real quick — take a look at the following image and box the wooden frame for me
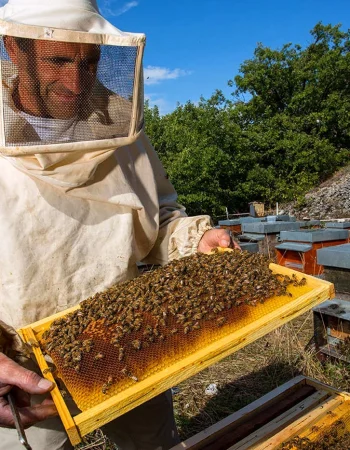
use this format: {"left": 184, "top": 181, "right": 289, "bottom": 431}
{"left": 18, "top": 264, "right": 334, "bottom": 445}
{"left": 171, "top": 376, "right": 350, "bottom": 450}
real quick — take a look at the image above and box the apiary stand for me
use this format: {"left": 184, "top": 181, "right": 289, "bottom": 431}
{"left": 170, "top": 376, "right": 350, "bottom": 450}
{"left": 18, "top": 264, "right": 334, "bottom": 445}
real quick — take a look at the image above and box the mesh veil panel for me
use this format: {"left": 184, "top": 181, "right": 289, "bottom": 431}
{"left": 0, "top": 36, "right": 139, "bottom": 147}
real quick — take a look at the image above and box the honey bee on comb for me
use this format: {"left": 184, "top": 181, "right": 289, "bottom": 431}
{"left": 40, "top": 249, "right": 308, "bottom": 411}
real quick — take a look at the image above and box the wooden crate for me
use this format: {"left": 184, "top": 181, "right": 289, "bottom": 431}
{"left": 170, "top": 376, "right": 350, "bottom": 450}
{"left": 276, "top": 239, "right": 349, "bottom": 276}
{"left": 18, "top": 264, "right": 334, "bottom": 445}
{"left": 313, "top": 298, "right": 350, "bottom": 363}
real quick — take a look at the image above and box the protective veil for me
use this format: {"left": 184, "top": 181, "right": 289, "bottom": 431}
{"left": 0, "top": 0, "right": 145, "bottom": 187}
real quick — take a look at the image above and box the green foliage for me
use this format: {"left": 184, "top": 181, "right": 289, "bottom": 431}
{"left": 145, "top": 23, "right": 350, "bottom": 218}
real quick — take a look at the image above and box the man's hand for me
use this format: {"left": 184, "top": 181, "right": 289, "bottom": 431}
{"left": 197, "top": 228, "right": 241, "bottom": 254}
{"left": 0, "top": 353, "right": 57, "bottom": 428}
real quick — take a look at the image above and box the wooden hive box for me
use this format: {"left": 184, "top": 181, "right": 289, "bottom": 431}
{"left": 18, "top": 264, "right": 334, "bottom": 445}
{"left": 313, "top": 298, "right": 350, "bottom": 363}
{"left": 171, "top": 376, "right": 350, "bottom": 450}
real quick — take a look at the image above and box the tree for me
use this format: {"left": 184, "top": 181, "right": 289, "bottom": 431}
{"left": 145, "top": 23, "right": 350, "bottom": 217}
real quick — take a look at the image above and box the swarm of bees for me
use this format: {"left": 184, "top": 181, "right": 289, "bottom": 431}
{"left": 40, "top": 249, "right": 307, "bottom": 409}
{"left": 280, "top": 420, "right": 350, "bottom": 449}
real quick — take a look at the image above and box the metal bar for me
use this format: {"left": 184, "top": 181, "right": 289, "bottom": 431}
{"left": 6, "top": 392, "right": 32, "bottom": 450}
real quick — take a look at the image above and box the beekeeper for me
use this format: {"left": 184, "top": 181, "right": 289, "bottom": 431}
{"left": 0, "top": 1, "right": 235, "bottom": 449}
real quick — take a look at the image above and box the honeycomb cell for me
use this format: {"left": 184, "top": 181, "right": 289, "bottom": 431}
{"left": 40, "top": 250, "right": 310, "bottom": 411}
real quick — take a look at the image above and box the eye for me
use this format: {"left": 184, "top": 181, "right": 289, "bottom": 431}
{"left": 43, "top": 57, "right": 72, "bottom": 66}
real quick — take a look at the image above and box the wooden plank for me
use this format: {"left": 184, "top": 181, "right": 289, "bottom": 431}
{"left": 250, "top": 395, "right": 344, "bottom": 450}
{"left": 20, "top": 327, "right": 82, "bottom": 446}
{"left": 296, "top": 401, "right": 350, "bottom": 443}
{"left": 227, "top": 390, "right": 333, "bottom": 450}
{"left": 318, "top": 345, "right": 350, "bottom": 364}
{"left": 170, "top": 376, "right": 309, "bottom": 450}
{"left": 19, "top": 265, "right": 335, "bottom": 442}
{"left": 303, "top": 376, "right": 350, "bottom": 398}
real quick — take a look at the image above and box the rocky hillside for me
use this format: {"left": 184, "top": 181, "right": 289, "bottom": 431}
{"left": 281, "top": 165, "right": 350, "bottom": 220}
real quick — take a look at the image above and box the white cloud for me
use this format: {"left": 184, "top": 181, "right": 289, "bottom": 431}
{"left": 145, "top": 93, "right": 174, "bottom": 116}
{"left": 144, "top": 65, "right": 192, "bottom": 85}
{"left": 101, "top": 1, "right": 138, "bottom": 17}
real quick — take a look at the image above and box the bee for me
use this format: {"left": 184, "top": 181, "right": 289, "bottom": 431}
{"left": 217, "top": 317, "right": 226, "bottom": 327}
{"left": 28, "top": 338, "right": 40, "bottom": 348}
{"left": 121, "top": 367, "right": 138, "bottom": 382}
{"left": 118, "top": 347, "right": 125, "bottom": 362}
{"left": 192, "top": 312, "right": 202, "bottom": 321}
{"left": 101, "top": 383, "right": 109, "bottom": 394}
{"left": 131, "top": 339, "right": 142, "bottom": 351}
{"left": 94, "top": 352, "right": 104, "bottom": 361}
{"left": 43, "top": 366, "right": 55, "bottom": 375}
{"left": 176, "top": 314, "right": 186, "bottom": 323}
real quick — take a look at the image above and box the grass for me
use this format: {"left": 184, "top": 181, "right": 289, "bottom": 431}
{"left": 74, "top": 310, "right": 350, "bottom": 448}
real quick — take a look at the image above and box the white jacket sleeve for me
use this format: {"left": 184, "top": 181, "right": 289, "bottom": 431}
{"left": 141, "top": 133, "right": 213, "bottom": 265}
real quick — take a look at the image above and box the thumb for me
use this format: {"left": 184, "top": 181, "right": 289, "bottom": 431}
{"left": 0, "top": 353, "right": 54, "bottom": 395}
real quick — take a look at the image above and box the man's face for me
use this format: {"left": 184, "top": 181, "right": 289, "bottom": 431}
{"left": 6, "top": 39, "right": 100, "bottom": 119}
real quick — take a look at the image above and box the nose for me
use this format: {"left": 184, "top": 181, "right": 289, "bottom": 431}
{"left": 62, "top": 66, "right": 84, "bottom": 95}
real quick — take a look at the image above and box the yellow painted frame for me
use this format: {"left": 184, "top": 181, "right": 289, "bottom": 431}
{"left": 18, "top": 264, "right": 335, "bottom": 445}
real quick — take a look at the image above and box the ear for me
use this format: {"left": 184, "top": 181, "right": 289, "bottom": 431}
{"left": 3, "top": 36, "right": 20, "bottom": 64}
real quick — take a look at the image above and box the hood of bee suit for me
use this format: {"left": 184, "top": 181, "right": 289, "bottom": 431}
{"left": 0, "top": 0, "right": 141, "bottom": 36}
{"left": 0, "top": 0, "right": 146, "bottom": 190}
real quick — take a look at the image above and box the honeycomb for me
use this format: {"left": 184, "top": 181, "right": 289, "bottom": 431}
{"left": 40, "top": 250, "right": 310, "bottom": 411}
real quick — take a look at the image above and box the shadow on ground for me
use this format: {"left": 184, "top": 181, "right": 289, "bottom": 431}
{"left": 176, "top": 360, "right": 301, "bottom": 440}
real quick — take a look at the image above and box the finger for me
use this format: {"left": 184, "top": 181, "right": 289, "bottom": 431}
{"left": 12, "top": 387, "right": 31, "bottom": 408}
{"left": 0, "top": 384, "right": 12, "bottom": 396}
{"left": 216, "top": 229, "right": 231, "bottom": 248}
{"left": 20, "top": 403, "right": 58, "bottom": 428}
{"left": 0, "top": 353, "right": 54, "bottom": 395}
{"left": 232, "top": 240, "right": 241, "bottom": 250}
{"left": 41, "top": 398, "right": 55, "bottom": 407}
{"left": 0, "top": 401, "right": 58, "bottom": 428}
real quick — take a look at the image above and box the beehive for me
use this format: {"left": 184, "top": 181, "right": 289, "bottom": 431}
{"left": 171, "top": 376, "right": 350, "bottom": 450}
{"left": 19, "top": 250, "right": 334, "bottom": 445}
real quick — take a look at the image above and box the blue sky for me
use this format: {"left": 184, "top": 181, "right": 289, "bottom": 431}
{"left": 101, "top": 0, "right": 350, "bottom": 114}
{"left": 1, "top": 0, "right": 348, "bottom": 115}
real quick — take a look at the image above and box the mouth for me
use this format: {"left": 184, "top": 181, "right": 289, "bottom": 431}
{"left": 52, "top": 91, "right": 81, "bottom": 105}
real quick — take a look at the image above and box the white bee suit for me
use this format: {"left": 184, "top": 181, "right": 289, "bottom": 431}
{"left": 0, "top": 1, "right": 212, "bottom": 449}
